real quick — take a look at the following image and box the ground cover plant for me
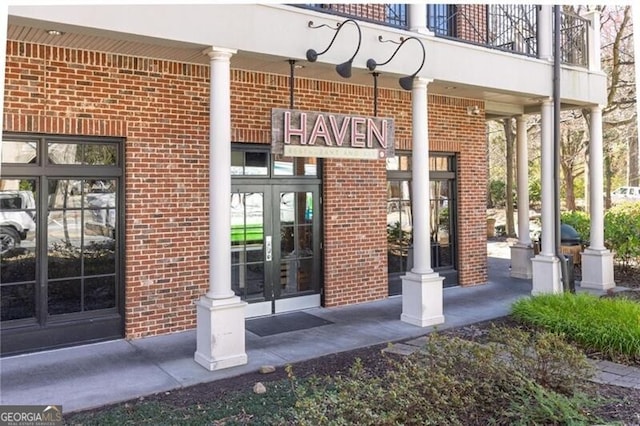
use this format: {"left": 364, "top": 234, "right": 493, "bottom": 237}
{"left": 286, "top": 328, "right": 599, "bottom": 425}
{"left": 512, "top": 292, "right": 640, "bottom": 363}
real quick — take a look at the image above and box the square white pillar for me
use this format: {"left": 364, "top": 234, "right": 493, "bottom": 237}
{"left": 401, "top": 271, "right": 445, "bottom": 327}
{"left": 580, "top": 248, "right": 615, "bottom": 291}
{"left": 510, "top": 244, "right": 534, "bottom": 279}
{"left": 194, "top": 296, "right": 247, "bottom": 371}
{"left": 531, "top": 255, "right": 562, "bottom": 294}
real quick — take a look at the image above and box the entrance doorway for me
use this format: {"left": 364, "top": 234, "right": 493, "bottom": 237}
{"left": 231, "top": 184, "right": 321, "bottom": 317}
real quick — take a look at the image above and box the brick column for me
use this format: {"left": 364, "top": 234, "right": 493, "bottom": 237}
{"left": 401, "top": 77, "right": 445, "bottom": 327}
{"left": 195, "top": 47, "right": 247, "bottom": 371}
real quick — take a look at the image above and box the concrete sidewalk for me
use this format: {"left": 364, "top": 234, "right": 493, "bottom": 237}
{"left": 3, "top": 248, "right": 630, "bottom": 415}
{"left": 0, "top": 254, "right": 530, "bottom": 413}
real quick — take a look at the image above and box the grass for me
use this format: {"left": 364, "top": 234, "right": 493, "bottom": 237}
{"left": 512, "top": 292, "right": 640, "bottom": 359}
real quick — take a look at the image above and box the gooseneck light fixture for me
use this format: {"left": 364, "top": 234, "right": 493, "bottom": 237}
{"left": 366, "top": 36, "right": 426, "bottom": 91}
{"left": 306, "top": 19, "right": 362, "bottom": 79}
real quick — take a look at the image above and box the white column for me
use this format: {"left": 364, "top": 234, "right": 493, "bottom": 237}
{"left": 195, "top": 47, "right": 247, "bottom": 371}
{"left": 531, "top": 99, "right": 562, "bottom": 293}
{"left": 537, "top": 5, "right": 553, "bottom": 61}
{"left": 511, "top": 115, "right": 534, "bottom": 279}
{"left": 586, "top": 8, "right": 602, "bottom": 72}
{"left": 582, "top": 105, "right": 615, "bottom": 290}
{"left": 401, "top": 77, "right": 444, "bottom": 327}
{"left": 409, "top": 4, "right": 432, "bottom": 35}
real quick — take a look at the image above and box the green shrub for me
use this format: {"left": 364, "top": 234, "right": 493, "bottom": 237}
{"left": 561, "top": 210, "right": 591, "bottom": 244}
{"left": 529, "top": 178, "right": 542, "bottom": 207}
{"left": 488, "top": 179, "right": 506, "bottom": 208}
{"left": 512, "top": 293, "right": 640, "bottom": 361}
{"left": 604, "top": 201, "right": 640, "bottom": 267}
{"left": 286, "top": 330, "right": 599, "bottom": 425}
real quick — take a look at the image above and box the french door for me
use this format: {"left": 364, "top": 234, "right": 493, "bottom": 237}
{"left": 231, "top": 184, "right": 321, "bottom": 316}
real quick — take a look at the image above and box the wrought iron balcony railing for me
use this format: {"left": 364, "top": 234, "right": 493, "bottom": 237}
{"left": 427, "top": 4, "right": 538, "bottom": 57}
{"left": 299, "top": 4, "right": 408, "bottom": 29}
{"left": 559, "top": 11, "right": 589, "bottom": 67}
{"left": 295, "top": 4, "right": 589, "bottom": 68}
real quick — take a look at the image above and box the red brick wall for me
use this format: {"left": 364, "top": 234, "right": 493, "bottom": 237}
{"left": 428, "top": 96, "right": 487, "bottom": 285}
{"left": 4, "top": 42, "right": 212, "bottom": 339}
{"left": 456, "top": 5, "right": 488, "bottom": 44}
{"left": 3, "top": 40, "right": 487, "bottom": 339}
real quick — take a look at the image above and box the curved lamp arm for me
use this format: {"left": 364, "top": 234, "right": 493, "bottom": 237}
{"left": 366, "top": 36, "right": 426, "bottom": 90}
{"left": 306, "top": 19, "right": 362, "bottom": 78}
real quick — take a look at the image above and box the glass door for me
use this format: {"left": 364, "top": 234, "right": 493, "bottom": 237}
{"left": 272, "top": 185, "right": 321, "bottom": 313}
{"left": 230, "top": 186, "right": 273, "bottom": 317}
{"left": 230, "top": 184, "right": 321, "bottom": 316}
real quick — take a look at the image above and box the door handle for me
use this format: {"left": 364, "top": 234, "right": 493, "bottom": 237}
{"left": 265, "top": 235, "right": 272, "bottom": 262}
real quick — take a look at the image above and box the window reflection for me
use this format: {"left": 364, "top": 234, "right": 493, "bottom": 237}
{"left": 1, "top": 140, "right": 37, "bottom": 164}
{"left": 231, "top": 151, "right": 268, "bottom": 176}
{"left": 230, "top": 192, "right": 265, "bottom": 299}
{"left": 47, "top": 178, "right": 117, "bottom": 314}
{"left": 1, "top": 284, "right": 35, "bottom": 321}
{"left": 0, "top": 179, "right": 37, "bottom": 290}
{"left": 274, "top": 155, "right": 317, "bottom": 176}
{"left": 48, "top": 143, "right": 117, "bottom": 165}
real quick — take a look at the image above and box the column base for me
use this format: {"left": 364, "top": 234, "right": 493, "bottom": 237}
{"left": 194, "top": 295, "right": 248, "bottom": 371}
{"left": 531, "top": 254, "right": 562, "bottom": 295}
{"left": 400, "top": 271, "right": 445, "bottom": 327}
{"left": 510, "top": 243, "right": 534, "bottom": 279}
{"left": 580, "top": 248, "right": 615, "bottom": 291}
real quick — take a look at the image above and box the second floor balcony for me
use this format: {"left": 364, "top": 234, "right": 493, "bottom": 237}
{"left": 299, "top": 4, "right": 589, "bottom": 68}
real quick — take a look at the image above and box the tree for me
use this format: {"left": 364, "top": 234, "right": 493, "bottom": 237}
{"left": 503, "top": 118, "right": 516, "bottom": 236}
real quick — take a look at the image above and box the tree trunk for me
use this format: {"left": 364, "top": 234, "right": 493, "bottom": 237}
{"left": 605, "top": 154, "right": 613, "bottom": 209}
{"left": 503, "top": 118, "right": 516, "bottom": 237}
{"left": 562, "top": 162, "right": 576, "bottom": 211}
{"left": 630, "top": 134, "right": 639, "bottom": 186}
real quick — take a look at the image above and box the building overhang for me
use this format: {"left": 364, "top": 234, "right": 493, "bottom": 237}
{"left": 7, "top": 4, "right": 607, "bottom": 113}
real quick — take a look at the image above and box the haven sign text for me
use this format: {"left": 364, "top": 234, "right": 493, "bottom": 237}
{"left": 272, "top": 108, "right": 395, "bottom": 160}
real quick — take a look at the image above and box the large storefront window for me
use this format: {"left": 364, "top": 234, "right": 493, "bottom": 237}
{"left": 0, "top": 134, "right": 124, "bottom": 355}
{"left": 387, "top": 152, "right": 458, "bottom": 295}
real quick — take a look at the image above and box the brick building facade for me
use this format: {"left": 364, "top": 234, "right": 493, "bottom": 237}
{"left": 2, "top": 4, "right": 610, "bottom": 363}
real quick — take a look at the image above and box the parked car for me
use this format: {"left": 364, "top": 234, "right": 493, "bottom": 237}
{"left": 611, "top": 186, "right": 640, "bottom": 204}
{"left": 0, "top": 190, "right": 36, "bottom": 254}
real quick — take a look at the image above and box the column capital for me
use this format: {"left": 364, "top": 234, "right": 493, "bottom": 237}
{"left": 591, "top": 104, "right": 605, "bottom": 113}
{"left": 515, "top": 115, "right": 526, "bottom": 123}
{"left": 412, "top": 77, "right": 433, "bottom": 90}
{"left": 203, "top": 47, "right": 237, "bottom": 61}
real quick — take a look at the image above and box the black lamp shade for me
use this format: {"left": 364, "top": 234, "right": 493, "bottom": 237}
{"left": 399, "top": 75, "right": 415, "bottom": 91}
{"left": 335, "top": 61, "right": 352, "bottom": 78}
{"left": 306, "top": 49, "right": 319, "bottom": 62}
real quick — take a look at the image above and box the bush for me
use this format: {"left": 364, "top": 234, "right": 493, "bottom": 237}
{"left": 512, "top": 293, "right": 640, "bottom": 361}
{"left": 286, "top": 329, "right": 599, "bottom": 425}
{"left": 561, "top": 210, "right": 590, "bottom": 244}
{"left": 488, "top": 179, "right": 506, "bottom": 208}
{"left": 604, "top": 201, "right": 640, "bottom": 267}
